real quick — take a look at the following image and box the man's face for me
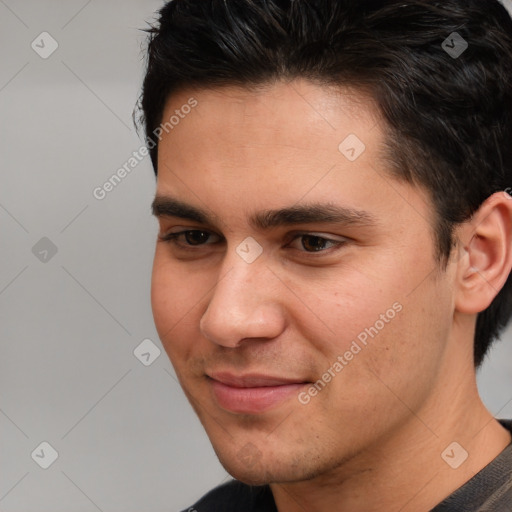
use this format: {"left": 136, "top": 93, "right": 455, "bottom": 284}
{"left": 151, "top": 80, "right": 458, "bottom": 484}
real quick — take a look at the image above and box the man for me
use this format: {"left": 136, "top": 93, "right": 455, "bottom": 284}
{"left": 139, "top": 0, "right": 512, "bottom": 510}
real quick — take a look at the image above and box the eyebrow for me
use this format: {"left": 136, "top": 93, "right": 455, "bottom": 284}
{"left": 151, "top": 195, "right": 377, "bottom": 231}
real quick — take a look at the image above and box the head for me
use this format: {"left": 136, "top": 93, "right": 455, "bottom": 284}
{"left": 140, "top": 0, "right": 512, "bottom": 485}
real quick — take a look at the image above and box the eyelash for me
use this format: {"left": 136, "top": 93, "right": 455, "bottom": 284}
{"left": 159, "top": 230, "right": 346, "bottom": 255}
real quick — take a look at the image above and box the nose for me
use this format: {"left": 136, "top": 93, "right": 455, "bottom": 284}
{"left": 199, "top": 253, "right": 286, "bottom": 348}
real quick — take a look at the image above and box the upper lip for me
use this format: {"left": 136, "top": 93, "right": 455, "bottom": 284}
{"left": 207, "top": 372, "right": 309, "bottom": 388}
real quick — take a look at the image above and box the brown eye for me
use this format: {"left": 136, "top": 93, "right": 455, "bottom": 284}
{"left": 288, "top": 233, "right": 346, "bottom": 254}
{"left": 182, "top": 230, "right": 211, "bottom": 245}
{"left": 300, "top": 235, "right": 332, "bottom": 252}
{"left": 160, "top": 230, "right": 221, "bottom": 248}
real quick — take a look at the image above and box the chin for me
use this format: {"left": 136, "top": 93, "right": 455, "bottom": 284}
{"left": 212, "top": 442, "right": 320, "bottom": 486}
{"left": 226, "top": 468, "right": 273, "bottom": 486}
{"left": 212, "top": 445, "right": 269, "bottom": 484}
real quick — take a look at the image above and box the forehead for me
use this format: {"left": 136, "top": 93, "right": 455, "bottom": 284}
{"left": 160, "top": 80, "right": 380, "bottom": 152}
{"left": 156, "top": 81, "right": 380, "bottom": 185}
{"left": 154, "top": 80, "right": 433, "bottom": 232}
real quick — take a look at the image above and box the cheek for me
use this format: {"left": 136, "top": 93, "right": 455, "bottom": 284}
{"left": 150, "top": 254, "right": 200, "bottom": 361}
{"left": 285, "top": 264, "right": 402, "bottom": 359}
{"left": 151, "top": 258, "right": 174, "bottom": 333}
{"left": 294, "top": 251, "right": 451, "bottom": 384}
{"left": 335, "top": 278, "right": 454, "bottom": 408}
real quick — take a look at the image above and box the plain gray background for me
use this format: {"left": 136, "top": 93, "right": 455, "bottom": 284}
{"left": 1, "top": 1, "right": 511, "bottom": 511}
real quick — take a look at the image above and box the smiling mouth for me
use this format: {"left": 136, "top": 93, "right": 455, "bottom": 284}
{"left": 206, "top": 372, "right": 310, "bottom": 414}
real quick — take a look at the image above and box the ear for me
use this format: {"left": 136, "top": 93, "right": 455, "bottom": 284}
{"left": 455, "top": 191, "right": 512, "bottom": 314}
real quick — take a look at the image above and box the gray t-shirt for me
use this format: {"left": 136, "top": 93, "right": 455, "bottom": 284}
{"left": 183, "top": 419, "right": 512, "bottom": 512}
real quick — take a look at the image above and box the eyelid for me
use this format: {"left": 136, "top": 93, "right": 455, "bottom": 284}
{"left": 287, "top": 230, "right": 348, "bottom": 242}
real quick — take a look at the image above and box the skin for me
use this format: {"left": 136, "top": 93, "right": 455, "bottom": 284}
{"left": 151, "top": 80, "right": 512, "bottom": 511}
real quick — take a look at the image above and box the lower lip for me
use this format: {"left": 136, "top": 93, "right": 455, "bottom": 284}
{"left": 209, "top": 379, "right": 307, "bottom": 414}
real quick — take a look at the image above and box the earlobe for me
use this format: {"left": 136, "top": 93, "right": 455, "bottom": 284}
{"left": 455, "top": 192, "right": 512, "bottom": 315}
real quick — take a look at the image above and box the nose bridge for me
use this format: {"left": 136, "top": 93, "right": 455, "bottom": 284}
{"left": 199, "top": 250, "right": 285, "bottom": 347}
